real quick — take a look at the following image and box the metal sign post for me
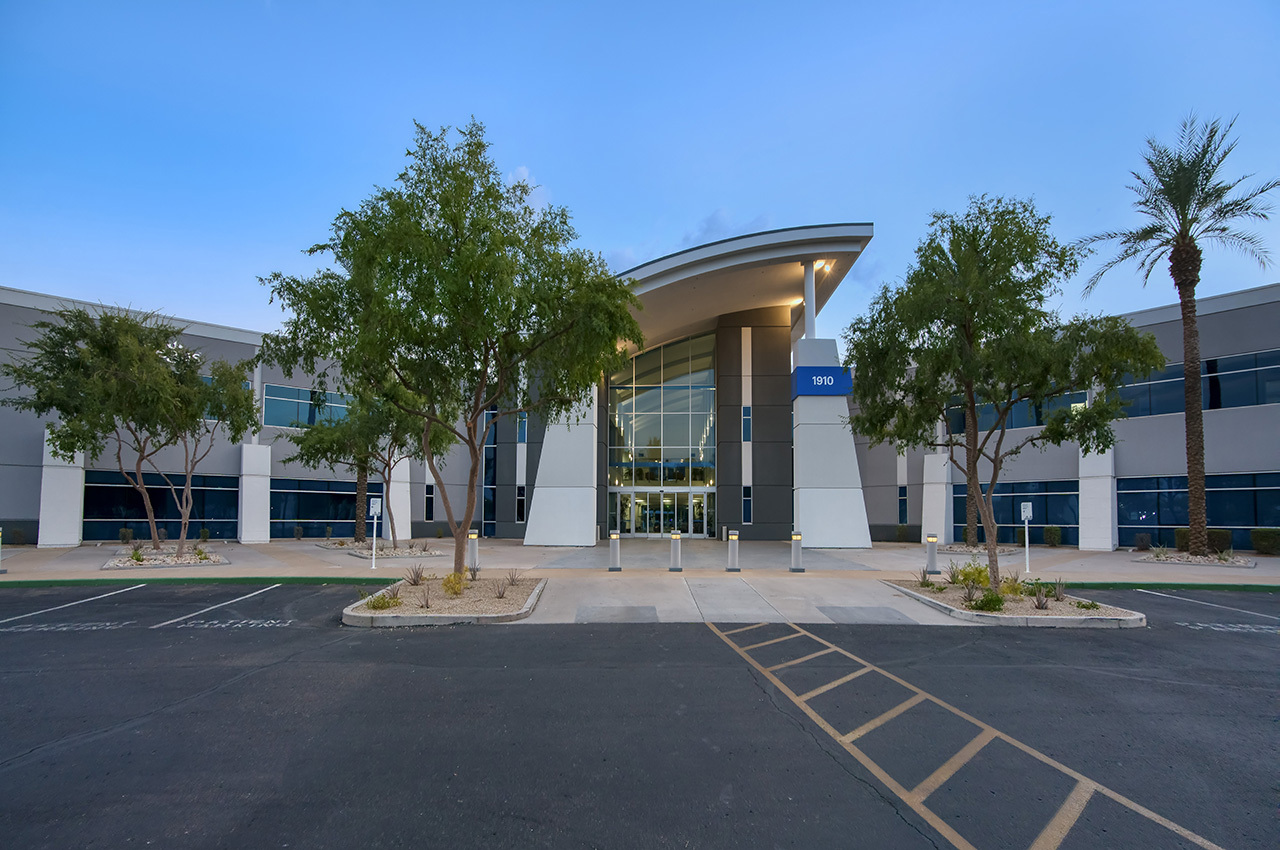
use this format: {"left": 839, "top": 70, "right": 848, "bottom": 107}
{"left": 369, "top": 497, "right": 383, "bottom": 570}
{"left": 1020, "top": 501, "right": 1032, "bottom": 575}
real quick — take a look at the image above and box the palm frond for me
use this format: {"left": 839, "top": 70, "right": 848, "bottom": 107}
{"left": 1082, "top": 114, "right": 1279, "bottom": 294}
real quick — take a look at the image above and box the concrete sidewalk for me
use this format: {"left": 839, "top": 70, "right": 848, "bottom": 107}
{"left": 1, "top": 537, "right": 1275, "bottom": 625}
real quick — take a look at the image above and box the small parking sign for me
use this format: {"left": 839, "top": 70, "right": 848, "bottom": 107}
{"left": 1020, "top": 501, "right": 1032, "bottom": 521}
{"left": 368, "top": 498, "right": 382, "bottom": 517}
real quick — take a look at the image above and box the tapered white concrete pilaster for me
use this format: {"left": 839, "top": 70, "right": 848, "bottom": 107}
{"left": 383, "top": 458, "right": 413, "bottom": 541}
{"left": 37, "top": 433, "right": 84, "bottom": 548}
{"left": 524, "top": 388, "right": 598, "bottom": 546}
{"left": 802, "top": 261, "right": 816, "bottom": 339}
{"left": 1078, "top": 447, "right": 1118, "bottom": 551}
{"left": 921, "top": 453, "right": 954, "bottom": 544}
{"left": 238, "top": 443, "right": 272, "bottom": 543}
{"left": 791, "top": 338, "right": 870, "bottom": 548}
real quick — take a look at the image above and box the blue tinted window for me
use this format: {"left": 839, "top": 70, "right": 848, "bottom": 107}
{"left": 1118, "top": 492, "right": 1157, "bottom": 525}
{"left": 425, "top": 484, "right": 434, "bottom": 521}
{"left": 1207, "top": 490, "right": 1255, "bottom": 527}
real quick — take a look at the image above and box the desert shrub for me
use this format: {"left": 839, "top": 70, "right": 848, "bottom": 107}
{"left": 1174, "top": 527, "right": 1189, "bottom": 551}
{"left": 195, "top": 545, "right": 209, "bottom": 561}
{"left": 467, "top": 563, "right": 480, "bottom": 581}
{"left": 130, "top": 547, "right": 144, "bottom": 563}
{"left": 999, "top": 575, "right": 1024, "bottom": 597}
{"left": 404, "top": 564, "right": 426, "bottom": 586}
{"left": 158, "top": 528, "right": 168, "bottom": 542}
{"left": 1043, "top": 526, "right": 1062, "bottom": 547}
{"left": 1073, "top": 599, "right": 1100, "bottom": 610}
{"left": 1032, "top": 582, "right": 1049, "bottom": 609}
{"left": 366, "top": 592, "right": 400, "bottom": 610}
{"left": 436, "top": 527, "right": 445, "bottom": 538}
{"left": 199, "top": 527, "right": 211, "bottom": 543}
{"left": 917, "top": 564, "right": 934, "bottom": 588}
{"left": 10, "top": 528, "right": 24, "bottom": 545}
{"left": 506, "top": 568, "right": 525, "bottom": 586}
{"left": 955, "top": 560, "right": 989, "bottom": 588}
{"left": 1053, "top": 577, "right": 1066, "bottom": 601}
{"left": 1251, "top": 528, "right": 1280, "bottom": 555}
{"left": 324, "top": 526, "right": 333, "bottom": 540}
{"left": 1133, "top": 532, "right": 1151, "bottom": 551}
{"left": 119, "top": 527, "right": 134, "bottom": 544}
{"left": 1015, "top": 526, "right": 1026, "bottom": 547}
{"left": 1216, "top": 547, "right": 1235, "bottom": 563}
{"left": 1151, "top": 544, "right": 1169, "bottom": 559}
{"left": 293, "top": 525, "right": 303, "bottom": 540}
{"left": 945, "top": 561, "right": 963, "bottom": 585}
{"left": 442, "top": 572, "right": 465, "bottom": 597}
{"left": 385, "top": 583, "right": 401, "bottom": 601}
{"left": 896, "top": 524, "right": 910, "bottom": 542}
{"left": 960, "top": 581, "right": 980, "bottom": 604}
{"left": 494, "top": 578, "right": 509, "bottom": 599}
{"left": 1208, "top": 529, "right": 1233, "bottom": 553}
{"left": 970, "top": 589, "right": 1005, "bottom": 612}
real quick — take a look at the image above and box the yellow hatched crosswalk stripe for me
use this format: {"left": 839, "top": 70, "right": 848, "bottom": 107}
{"left": 708, "top": 621, "right": 1228, "bottom": 850}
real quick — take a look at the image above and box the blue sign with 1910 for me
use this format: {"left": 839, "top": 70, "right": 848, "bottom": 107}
{"left": 791, "top": 366, "right": 853, "bottom": 399}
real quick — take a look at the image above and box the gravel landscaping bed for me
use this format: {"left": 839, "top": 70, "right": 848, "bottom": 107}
{"left": 887, "top": 579, "right": 1141, "bottom": 621}
{"left": 317, "top": 540, "right": 446, "bottom": 559}
{"left": 938, "top": 544, "right": 1018, "bottom": 556}
{"left": 103, "top": 550, "right": 230, "bottom": 569}
{"left": 1135, "top": 551, "right": 1256, "bottom": 567}
{"left": 351, "top": 574, "right": 539, "bottom": 618}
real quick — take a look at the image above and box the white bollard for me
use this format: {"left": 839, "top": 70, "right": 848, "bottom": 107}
{"left": 726, "top": 529, "right": 739, "bottom": 572}
{"left": 926, "top": 533, "right": 938, "bottom": 579}
{"left": 468, "top": 529, "right": 479, "bottom": 573}
{"left": 669, "top": 531, "right": 682, "bottom": 572}
{"left": 609, "top": 532, "right": 621, "bottom": 571}
{"left": 790, "top": 531, "right": 804, "bottom": 573}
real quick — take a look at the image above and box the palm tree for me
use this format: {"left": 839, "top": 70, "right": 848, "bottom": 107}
{"left": 1082, "top": 116, "right": 1278, "bottom": 556}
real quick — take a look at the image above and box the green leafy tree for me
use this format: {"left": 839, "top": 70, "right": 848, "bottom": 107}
{"left": 261, "top": 119, "right": 642, "bottom": 574}
{"left": 0, "top": 308, "right": 258, "bottom": 554}
{"left": 842, "top": 196, "right": 1165, "bottom": 584}
{"left": 277, "top": 384, "right": 423, "bottom": 548}
{"left": 1081, "top": 116, "right": 1278, "bottom": 556}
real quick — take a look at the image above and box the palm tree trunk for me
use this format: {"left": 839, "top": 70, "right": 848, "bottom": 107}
{"left": 1171, "top": 243, "right": 1208, "bottom": 556}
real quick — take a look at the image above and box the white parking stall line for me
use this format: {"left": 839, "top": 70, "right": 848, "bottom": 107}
{"left": 1134, "top": 589, "right": 1280, "bottom": 621}
{"left": 0, "top": 584, "right": 147, "bottom": 625}
{"left": 150, "top": 584, "right": 283, "bottom": 629}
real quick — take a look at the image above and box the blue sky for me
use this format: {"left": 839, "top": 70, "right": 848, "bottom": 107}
{"left": 3, "top": 1, "right": 1279, "bottom": 342}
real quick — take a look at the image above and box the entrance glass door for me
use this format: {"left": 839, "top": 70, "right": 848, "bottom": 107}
{"left": 609, "top": 489, "right": 715, "bottom": 538}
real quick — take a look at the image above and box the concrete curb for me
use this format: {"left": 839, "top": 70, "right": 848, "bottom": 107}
{"left": 884, "top": 581, "right": 1147, "bottom": 628}
{"left": 342, "top": 578, "right": 547, "bottom": 627}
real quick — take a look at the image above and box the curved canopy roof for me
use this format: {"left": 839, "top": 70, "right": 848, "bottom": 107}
{"left": 619, "top": 223, "right": 873, "bottom": 350}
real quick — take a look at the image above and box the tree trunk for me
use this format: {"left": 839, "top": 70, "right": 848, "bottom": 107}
{"left": 354, "top": 461, "right": 368, "bottom": 544}
{"left": 382, "top": 468, "right": 399, "bottom": 549}
{"left": 453, "top": 438, "right": 481, "bottom": 576}
{"left": 125, "top": 456, "right": 163, "bottom": 551}
{"left": 1171, "top": 243, "right": 1207, "bottom": 556}
{"left": 972, "top": 481, "right": 1001, "bottom": 587}
{"left": 964, "top": 404, "right": 979, "bottom": 546}
{"left": 175, "top": 475, "right": 193, "bottom": 557}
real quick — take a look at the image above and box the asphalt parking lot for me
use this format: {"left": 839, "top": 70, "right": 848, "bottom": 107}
{"left": 0, "top": 582, "right": 1274, "bottom": 849}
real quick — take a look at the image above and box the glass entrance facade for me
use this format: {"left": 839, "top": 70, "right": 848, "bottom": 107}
{"left": 607, "top": 333, "right": 717, "bottom": 536}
